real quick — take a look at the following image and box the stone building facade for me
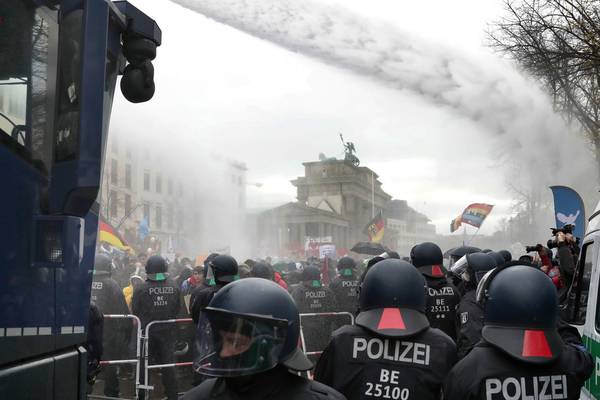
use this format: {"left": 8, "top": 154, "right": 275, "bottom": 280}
{"left": 256, "top": 159, "right": 391, "bottom": 257}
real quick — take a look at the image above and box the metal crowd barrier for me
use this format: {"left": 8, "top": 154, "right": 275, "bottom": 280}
{"left": 298, "top": 311, "right": 354, "bottom": 357}
{"left": 95, "top": 314, "right": 142, "bottom": 400}
{"left": 140, "top": 318, "right": 194, "bottom": 398}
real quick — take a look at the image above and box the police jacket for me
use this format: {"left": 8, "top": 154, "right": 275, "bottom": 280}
{"left": 329, "top": 273, "right": 360, "bottom": 314}
{"left": 291, "top": 283, "right": 338, "bottom": 313}
{"left": 181, "top": 365, "right": 346, "bottom": 400}
{"left": 443, "top": 339, "right": 593, "bottom": 400}
{"left": 292, "top": 283, "right": 339, "bottom": 354}
{"left": 424, "top": 276, "right": 461, "bottom": 341}
{"left": 190, "top": 283, "right": 223, "bottom": 325}
{"left": 132, "top": 278, "right": 181, "bottom": 333}
{"left": 455, "top": 289, "right": 483, "bottom": 359}
{"left": 314, "top": 324, "right": 457, "bottom": 400}
{"left": 91, "top": 274, "right": 130, "bottom": 348}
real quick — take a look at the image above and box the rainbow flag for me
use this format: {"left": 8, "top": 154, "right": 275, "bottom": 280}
{"left": 364, "top": 211, "right": 385, "bottom": 243}
{"left": 460, "top": 203, "right": 494, "bottom": 228}
{"left": 99, "top": 217, "right": 132, "bottom": 252}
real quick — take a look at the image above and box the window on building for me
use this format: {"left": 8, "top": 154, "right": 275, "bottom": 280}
{"left": 156, "top": 204, "right": 162, "bottom": 229}
{"left": 156, "top": 174, "right": 162, "bottom": 193}
{"left": 143, "top": 203, "right": 150, "bottom": 226}
{"left": 125, "top": 164, "right": 132, "bottom": 189}
{"left": 167, "top": 205, "right": 174, "bottom": 229}
{"left": 124, "top": 194, "right": 132, "bottom": 216}
{"left": 144, "top": 170, "right": 150, "bottom": 191}
{"left": 109, "top": 190, "right": 118, "bottom": 218}
{"left": 168, "top": 178, "right": 173, "bottom": 195}
{"left": 111, "top": 159, "right": 118, "bottom": 185}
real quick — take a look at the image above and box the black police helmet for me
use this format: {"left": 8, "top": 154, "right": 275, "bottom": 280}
{"left": 94, "top": 254, "right": 112, "bottom": 275}
{"left": 251, "top": 262, "right": 274, "bottom": 281}
{"left": 337, "top": 256, "right": 357, "bottom": 271}
{"left": 203, "top": 253, "right": 219, "bottom": 279}
{"left": 466, "top": 252, "right": 497, "bottom": 283}
{"left": 498, "top": 249, "right": 512, "bottom": 263}
{"left": 449, "top": 245, "right": 481, "bottom": 260}
{"left": 194, "top": 278, "right": 312, "bottom": 377}
{"left": 478, "top": 264, "right": 562, "bottom": 363}
{"left": 210, "top": 255, "right": 239, "bottom": 284}
{"left": 410, "top": 242, "right": 446, "bottom": 278}
{"left": 357, "top": 259, "right": 429, "bottom": 338}
{"left": 301, "top": 265, "right": 322, "bottom": 286}
{"left": 488, "top": 251, "right": 506, "bottom": 268}
{"left": 146, "top": 255, "right": 168, "bottom": 281}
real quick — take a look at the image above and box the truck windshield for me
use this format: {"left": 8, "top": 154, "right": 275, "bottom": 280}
{"left": 0, "top": 1, "right": 56, "bottom": 173}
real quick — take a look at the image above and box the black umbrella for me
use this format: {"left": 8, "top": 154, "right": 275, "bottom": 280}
{"left": 351, "top": 241, "right": 390, "bottom": 256}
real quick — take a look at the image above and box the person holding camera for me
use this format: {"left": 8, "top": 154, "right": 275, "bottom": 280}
{"left": 554, "top": 231, "right": 578, "bottom": 291}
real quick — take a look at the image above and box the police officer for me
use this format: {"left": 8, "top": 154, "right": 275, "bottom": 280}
{"left": 314, "top": 259, "right": 457, "bottom": 400}
{"left": 190, "top": 254, "right": 239, "bottom": 325}
{"left": 451, "top": 252, "right": 496, "bottom": 359}
{"left": 291, "top": 265, "right": 338, "bottom": 363}
{"left": 85, "top": 302, "right": 104, "bottom": 394}
{"left": 132, "top": 255, "right": 181, "bottom": 400}
{"left": 91, "top": 254, "right": 130, "bottom": 398}
{"left": 182, "top": 278, "right": 346, "bottom": 400}
{"left": 329, "top": 256, "right": 360, "bottom": 315}
{"left": 250, "top": 261, "right": 274, "bottom": 280}
{"left": 444, "top": 264, "right": 593, "bottom": 400}
{"left": 411, "top": 242, "right": 461, "bottom": 341}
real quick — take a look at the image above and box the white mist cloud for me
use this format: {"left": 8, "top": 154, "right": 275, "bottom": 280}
{"left": 170, "top": 0, "right": 593, "bottom": 188}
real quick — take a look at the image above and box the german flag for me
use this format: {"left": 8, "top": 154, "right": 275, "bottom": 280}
{"left": 364, "top": 211, "right": 385, "bottom": 243}
{"left": 99, "top": 217, "right": 131, "bottom": 252}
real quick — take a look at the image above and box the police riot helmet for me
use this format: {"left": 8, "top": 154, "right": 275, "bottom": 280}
{"left": 337, "top": 256, "right": 356, "bottom": 271}
{"left": 301, "top": 265, "right": 322, "bottom": 287}
{"left": 488, "top": 251, "right": 506, "bottom": 268}
{"left": 203, "top": 253, "right": 219, "bottom": 280}
{"left": 250, "top": 262, "right": 274, "bottom": 281}
{"left": 194, "top": 278, "right": 312, "bottom": 377}
{"left": 450, "top": 252, "right": 496, "bottom": 284}
{"left": 498, "top": 249, "right": 512, "bottom": 263}
{"left": 357, "top": 259, "right": 429, "bottom": 338}
{"left": 145, "top": 255, "right": 168, "bottom": 281}
{"left": 209, "top": 255, "right": 239, "bottom": 284}
{"left": 410, "top": 242, "right": 446, "bottom": 278}
{"left": 476, "top": 263, "right": 562, "bottom": 363}
{"left": 94, "top": 254, "right": 113, "bottom": 276}
{"left": 448, "top": 245, "right": 481, "bottom": 267}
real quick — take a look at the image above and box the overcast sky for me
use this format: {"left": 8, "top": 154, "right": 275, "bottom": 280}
{"left": 111, "top": 0, "right": 591, "bottom": 235}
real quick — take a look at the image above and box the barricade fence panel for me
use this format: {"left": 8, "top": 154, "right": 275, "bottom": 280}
{"left": 89, "top": 313, "right": 350, "bottom": 398}
{"left": 90, "top": 314, "right": 142, "bottom": 400}
{"left": 299, "top": 312, "right": 354, "bottom": 356}
{"left": 142, "top": 318, "right": 196, "bottom": 400}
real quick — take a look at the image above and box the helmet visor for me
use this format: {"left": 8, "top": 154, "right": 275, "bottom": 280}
{"left": 194, "top": 309, "right": 288, "bottom": 377}
{"left": 476, "top": 268, "right": 496, "bottom": 303}
{"left": 449, "top": 255, "right": 469, "bottom": 281}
